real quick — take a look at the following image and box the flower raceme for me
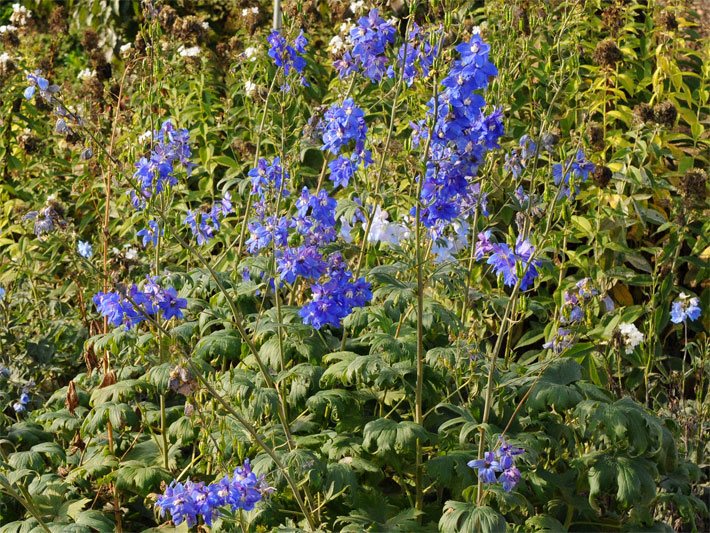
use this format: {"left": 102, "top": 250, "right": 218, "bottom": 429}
{"left": 670, "top": 293, "right": 701, "bottom": 324}
{"left": 476, "top": 235, "right": 541, "bottom": 291}
{"left": 93, "top": 277, "right": 187, "bottom": 329}
{"left": 468, "top": 441, "right": 524, "bottom": 492}
{"left": 412, "top": 30, "right": 502, "bottom": 229}
{"left": 130, "top": 120, "right": 194, "bottom": 209}
{"left": 334, "top": 9, "right": 396, "bottom": 82}
{"left": 156, "top": 460, "right": 272, "bottom": 527}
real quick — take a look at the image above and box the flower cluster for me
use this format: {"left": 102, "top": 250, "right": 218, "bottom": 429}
{"left": 13, "top": 388, "right": 31, "bottom": 414}
{"left": 366, "top": 205, "right": 410, "bottom": 245}
{"left": 413, "top": 31, "right": 502, "bottom": 229}
{"left": 552, "top": 149, "right": 595, "bottom": 198}
{"left": 617, "top": 322, "right": 644, "bottom": 354}
{"left": 78, "top": 240, "right": 93, "bottom": 259}
{"left": 249, "top": 157, "right": 289, "bottom": 200}
{"left": 245, "top": 160, "right": 371, "bottom": 329}
{"left": 156, "top": 460, "right": 272, "bottom": 527}
{"left": 387, "top": 22, "right": 438, "bottom": 86}
{"left": 23, "top": 196, "right": 66, "bottom": 236}
{"left": 468, "top": 440, "right": 524, "bottom": 492}
{"left": 10, "top": 3, "right": 32, "bottom": 27}
{"left": 334, "top": 9, "right": 396, "bottom": 82}
{"left": 543, "top": 327, "right": 575, "bottom": 354}
{"left": 130, "top": 120, "right": 194, "bottom": 209}
{"left": 561, "top": 278, "right": 598, "bottom": 324}
{"left": 183, "top": 193, "right": 233, "bottom": 246}
{"left": 299, "top": 253, "right": 372, "bottom": 329}
{"left": 93, "top": 277, "right": 187, "bottom": 329}
{"left": 137, "top": 220, "right": 162, "bottom": 248}
{"left": 504, "top": 135, "right": 538, "bottom": 178}
{"left": 670, "top": 293, "right": 701, "bottom": 324}
{"left": 267, "top": 30, "right": 308, "bottom": 86}
{"left": 321, "top": 98, "right": 372, "bottom": 188}
{"left": 24, "top": 70, "right": 57, "bottom": 102}
{"left": 476, "top": 233, "right": 541, "bottom": 291}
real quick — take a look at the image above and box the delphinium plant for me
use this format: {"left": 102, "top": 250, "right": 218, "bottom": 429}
{"left": 0, "top": 0, "right": 707, "bottom": 532}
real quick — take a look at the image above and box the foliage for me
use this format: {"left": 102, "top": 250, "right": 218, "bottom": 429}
{"left": 0, "top": 0, "right": 707, "bottom": 531}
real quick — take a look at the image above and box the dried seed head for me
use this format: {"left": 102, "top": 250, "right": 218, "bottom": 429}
{"left": 593, "top": 39, "right": 623, "bottom": 68}
{"left": 601, "top": 3, "right": 624, "bottom": 35}
{"left": 49, "top": 6, "right": 68, "bottom": 34}
{"left": 158, "top": 5, "right": 177, "bottom": 30}
{"left": 592, "top": 165, "right": 612, "bottom": 188}
{"left": 66, "top": 381, "right": 79, "bottom": 414}
{"left": 653, "top": 100, "right": 677, "bottom": 126}
{"left": 680, "top": 169, "right": 707, "bottom": 203}
{"left": 81, "top": 29, "right": 99, "bottom": 51}
{"left": 172, "top": 16, "right": 207, "bottom": 44}
{"left": 587, "top": 122, "right": 605, "bottom": 151}
{"left": 633, "top": 103, "right": 654, "bottom": 124}
{"left": 657, "top": 10, "right": 678, "bottom": 31}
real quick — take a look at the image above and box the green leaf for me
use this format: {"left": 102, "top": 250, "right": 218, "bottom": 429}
{"left": 115, "top": 461, "right": 171, "bottom": 496}
{"left": 363, "top": 419, "right": 428, "bottom": 456}
{"left": 439, "top": 501, "right": 506, "bottom": 533}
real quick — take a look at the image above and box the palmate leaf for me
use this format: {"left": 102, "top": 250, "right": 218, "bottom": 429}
{"left": 576, "top": 397, "right": 664, "bottom": 456}
{"left": 586, "top": 453, "right": 657, "bottom": 511}
{"left": 439, "top": 501, "right": 506, "bottom": 533}
{"left": 525, "top": 359, "right": 584, "bottom": 412}
{"left": 307, "top": 389, "right": 361, "bottom": 421}
{"left": 362, "top": 418, "right": 429, "bottom": 456}
{"left": 115, "top": 460, "right": 172, "bottom": 496}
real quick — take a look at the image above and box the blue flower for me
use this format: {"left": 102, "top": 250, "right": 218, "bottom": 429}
{"left": 0, "top": 286, "right": 6, "bottom": 301}
{"left": 276, "top": 246, "right": 326, "bottom": 284}
{"left": 486, "top": 237, "right": 540, "bottom": 291}
{"left": 93, "top": 279, "right": 186, "bottom": 329}
{"left": 131, "top": 120, "right": 193, "bottom": 205}
{"left": 321, "top": 99, "right": 368, "bottom": 156}
{"left": 670, "top": 293, "right": 701, "bottom": 324}
{"left": 155, "top": 287, "right": 187, "bottom": 321}
{"left": 467, "top": 452, "right": 501, "bottom": 484}
{"left": 335, "top": 9, "right": 396, "bottom": 82}
{"left": 249, "top": 158, "right": 289, "bottom": 200}
{"left": 156, "top": 460, "right": 271, "bottom": 527}
{"left": 552, "top": 149, "right": 595, "bottom": 198}
{"left": 500, "top": 466, "right": 521, "bottom": 492}
{"left": 543, "top": 327, "right": 574, "bottom": 353}
{"left": 468, "top": 441, "right": 524, "bottom": 492}
{"left": 77, "top": 240, "right": 93, "bottom": 259}
{"left": 137, "top": 220, "right": 162, "bottom": 248}
{"left": 387, "top": 22, "right": 438, "bottom": 86}
{"left": 268, "top": 30, "right": 308, "bottom": 85}
{"left": 24, "top": 70, "right": 51, "bottom": 100}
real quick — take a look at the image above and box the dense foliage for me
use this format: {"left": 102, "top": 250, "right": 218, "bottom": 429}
{"left": 0, "top": 0, "right": 708, "bottom": 531}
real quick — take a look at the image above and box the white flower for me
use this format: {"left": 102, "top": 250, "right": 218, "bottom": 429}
{"left": 119, "top": 43, "right": 132, "bottom": 57}
{"left": 349, "top": 1, "right": 366, "bottom": 14}
{"left": 10, "top": 3, "right": 31, "bottom": 26}
{"left": 340, "top": 216, "right": 354, "bottom": 243}
{"left": 137, "top": 130, "right": 153, "bottom": 143}
{"left": 178, "top": 45, "right": 201, "bottom": 58}
{"left": 244, "top": 46, "right": 258, "bottom": 61}
{"left": 242, "top": 7, "right": 259, "bottom": 16}
{"left": 618, "top": 322, "right": 644, "bottom": 354}
{"left": 244, "top": 80, "right": 257, "bottom": 97}
{"left": 366, "top": 206, "right": 410, "bottom": 245}
{"left": 77, "top": 68, "right": 95, "bottom": 81}
{"left": 0, "top": 25, "right": 18, "bottom": 34}
{"left": 431, "top": 220, "right": 469, "bottom": 263}
{"left": 0, "top": 52, "right": 11, "bottom": 64}
{"left": 123, "top": 245, "right": 138, "bottom": 261}
{"left": 328, "top": 35, "right": 346, "bottom": 55}
{"left": 201, "top": 21, "right": 210, "bottom": 30}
